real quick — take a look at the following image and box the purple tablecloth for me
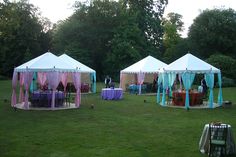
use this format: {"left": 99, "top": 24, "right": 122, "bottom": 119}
{"left": 30, "top": 91, "right": 64, "bottom": 107}
{"left": 101, "top": 88, "right": 123, "bottom": 100}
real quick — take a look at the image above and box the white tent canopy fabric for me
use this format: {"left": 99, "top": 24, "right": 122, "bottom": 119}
{"left": 121, "top": 55, "right": 167, "bottom": 74}
{"left": 161, "top": 53, "right": 220, "bottom": 74}
{"left": 120, "top": 55, "right": 167, "bottom": 94}
{"left": 58, "top": 54, "right": 96, "bottom": 93}
{"left": 15, "top": 52, "right": 78, "bottom": 72}
{"left": 59, "top": 54, "right": 95, "bottom": 73}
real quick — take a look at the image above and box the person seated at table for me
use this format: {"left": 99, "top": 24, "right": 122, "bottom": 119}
{"left": 104, "top": 75, "right": 111, "bottom": 88}
{"left": 201, "top": 79, "right": 208, "bottom": 97}
{"left": 152, "top": 78, "right": 157, "bottom": 92}
{"left": 198, "top": 85, "right": 203, "bottom": 93}
{"left": 110, "top": 82, "right": 115, "bottom": 89}
{"left": 41, "top": 83, "right": 48, "bottom": 91}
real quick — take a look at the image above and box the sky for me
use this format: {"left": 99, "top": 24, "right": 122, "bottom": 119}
{"left": 25, "top": 0, "right": 236, "bottom": 37}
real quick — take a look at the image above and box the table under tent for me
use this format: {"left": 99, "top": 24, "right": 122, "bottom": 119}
{"left": 11, "top": 52, "right": 82, "bottom": 110}
{"left": 157, "top": 53, "right": 223, "bottom": 109}
{"left": 120, "top": 55, "right": 167, "bottom": 94}
{"left": 59, "top": 54, "right": 96, "bottom": 93}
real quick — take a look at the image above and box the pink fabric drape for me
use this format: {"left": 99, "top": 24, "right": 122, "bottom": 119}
{"left": 137, "top": 72, "right": 145, "bottom": 95}
{"left": 37, "top": 72, "right": 47, "bottom": 88}
{"left": 60, "top": 72, "right": 68, "bottom": 93}
{"left": 23, "top": 72, "right": 33, "bottom": 109}
{"left": 47, "top": 72, "right": 61, "bottom": 109}
{"left": 73, "top": 72, "right": 81, "bottom": 107}
{"left": 19, "top": 73, "right": 24, "bottom": 103}
{"left": 11, "top": 71, "right": 18, "bottom": 107}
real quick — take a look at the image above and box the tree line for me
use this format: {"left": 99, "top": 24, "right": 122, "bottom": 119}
{"left": 0, "top": 0, "right": 236, "bottom": 83}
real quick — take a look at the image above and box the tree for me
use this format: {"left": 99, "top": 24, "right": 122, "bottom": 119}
{"left": 188, "top": 8, "right": 236, "bottom": 59}
{"left": 206, "top": 54, "right": 236, "bottom": 81}
{"left": 53, "top": 0, "right": 168, "bottom": 80}
{"left": 105, "top": 10, "right": 145, "bottom": 79}
{"left": 0, "top": 0, "right": 52, "bottom": 76}
{"left": 162, "top": 12, "right": 184, "bottom": 62}
{"left": 163, "top": 39, "right": 193, "bottom": 63}
{"left": 53, "top": 0, "right": 124, "bottom": 80}
{"left": 123, "top": 0, "right": 168, "bottom": 56}
{"left": 164, "top": 12, "right": 184, "bottom": 32}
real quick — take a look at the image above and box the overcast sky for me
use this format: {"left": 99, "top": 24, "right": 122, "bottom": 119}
{"left": 10, "top": 0, "right": 236, "bottom": 37}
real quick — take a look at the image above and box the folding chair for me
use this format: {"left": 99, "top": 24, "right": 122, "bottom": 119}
{"left": 209, "top": 124, "right": 228, "bottom": 157}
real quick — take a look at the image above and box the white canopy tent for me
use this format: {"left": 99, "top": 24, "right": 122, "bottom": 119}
{"left": 120, "top": 55, "right": 167, "bottom": 94}
{"left": 59, "top": 54, "right": 96, "bottom": 93}
{"left": 11, "top": 52, "right": 81, "bottom": 110}
{"left": 157, "top": 53, "right": 223, "bottom": 109}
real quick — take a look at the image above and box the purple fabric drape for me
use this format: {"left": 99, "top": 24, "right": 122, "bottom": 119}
{"left": 137, "top": 72, "right": 145, "bottom": 95}
{"left": 11, "top": 71, "right": 18, "bottom": 107}
{"left": 23, "top": 72, "right": 33, "bottom": 109}
{"left": 60, "top": 72, "right": 68, "bottom": 93}
{"left": 19, "top": 73, "right": 24, "bottom": 103}
{"left": 73, "top": 72, "right": 81, "bottom": 107}
{"left": 37, "top": 72, "right": 47, "bottom": 88}
{"left": 47, "top": 71, "right": 61, "bottom": 109}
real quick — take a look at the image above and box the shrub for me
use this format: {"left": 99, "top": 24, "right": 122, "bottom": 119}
{"left": 206, "top": 54, "right": 236, "bottom": 81}
{"left": 221, "top": 77, "right": 235, "bottom": 87}
{"left": 0, "top": 75, "right": 9, "bottom": 80}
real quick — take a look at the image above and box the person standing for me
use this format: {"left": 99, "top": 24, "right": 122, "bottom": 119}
{"left": 105, "top": 75, "right": 111, "bottom": 88}
{"left": 201, "top": 78, "right": 208, "bottom": 97}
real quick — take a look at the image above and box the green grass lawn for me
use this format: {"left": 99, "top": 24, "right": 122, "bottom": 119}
{"left": 0, "top": 80, "right": 236, "bottom": 157}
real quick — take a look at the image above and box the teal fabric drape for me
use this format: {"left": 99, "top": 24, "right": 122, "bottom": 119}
{"left": 90, "top": 72, "right": 96, "bottom": 93}
{"left": 217, "top": 73, "right": 223, "bottom": 105}
{"left": 161, "top": 73, "right": 169, "bottom": 106}
{"left": 168, "top": 73, "right": 176, "bottom": 97}
{"left": 181, "top": 72, "right": 195, "bottom": 109}
{"left": 205, "top": 73, "right": 214, "bottom": 108}
{"left": 157, "top": 73, "right": 163, "bottom": 103}
{"left": 30, "top": 72, "right": 37, "bottom": 92}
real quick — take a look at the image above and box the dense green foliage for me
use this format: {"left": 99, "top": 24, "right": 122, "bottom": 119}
{"left": 0, "top": 0, "right": 52, "bottom": 77}
{"left": 188, "top": 8, "right": 236, "bottom": 59}
{"left": 1, "top": 80, "right": 236, "bottom": 157}
{"left": 53, "top": 0, "right": 168, "bottom": 80}
{"left": 207, "top": 54, "right": 236, "bottom": 81}
{"left": 162, "top": 12, "right": 185, "bottom": 63}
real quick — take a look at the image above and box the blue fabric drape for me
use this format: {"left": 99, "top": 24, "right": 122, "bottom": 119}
{"left": 181, "top": 72, "right": 195, "bottom": 109}
{"left": 217, "top": 73, "right": 223, "bottom": 105}
{"left": 168, "top": 73, "right": 176, "bottom": 97}
{"left": 30, "top": 72, "right": 37, "bottom": 92}
{"left": 90, "top": 72, "right": 96, "bottom": 93}
{"left": 161, "top": 73, "right": 169, "bottom": 106}
{"left": 205, "top": 73, "right": 214, "bottom": 108}
{"left": 157, "top": 73, "right": 163, "bottom": 103}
